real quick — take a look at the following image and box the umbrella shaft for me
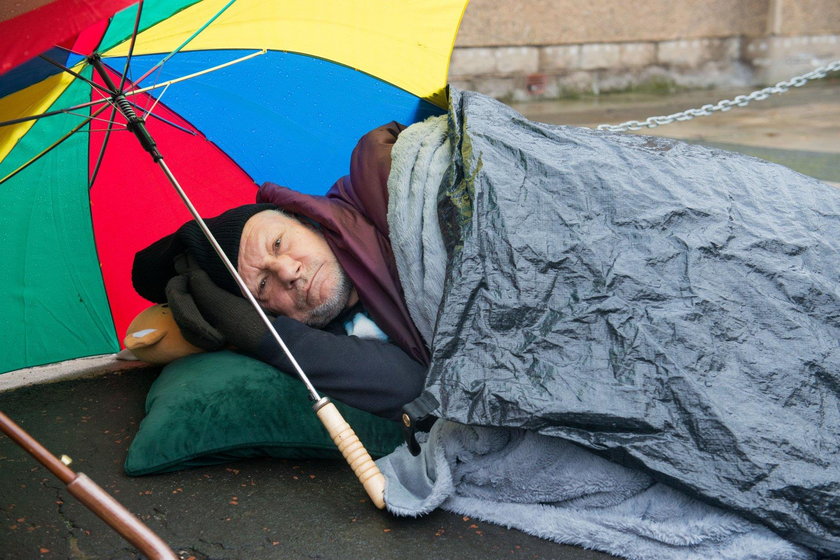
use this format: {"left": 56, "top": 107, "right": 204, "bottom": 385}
{"left": 155, "top": 159, "right": 322, "bottom": 402}
{"left": 86, "top": 52, "right": 321, "bottom": 402}
{"left": 85, "top": 53, "right": 320, "bottom": 402}
{"left": 88, "top": 54, "right": 162, "bottom": 161}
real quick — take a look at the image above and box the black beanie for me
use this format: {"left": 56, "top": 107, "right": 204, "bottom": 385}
{"left": 132, "top": 203, "right": 276, "bottom": 302}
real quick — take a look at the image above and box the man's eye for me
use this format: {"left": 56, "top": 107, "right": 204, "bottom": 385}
{"left": 259, "top": 278, "right": 267, "bottom": 292}
{"left": 273, "top": 238, "right": 282, "bottom": 252}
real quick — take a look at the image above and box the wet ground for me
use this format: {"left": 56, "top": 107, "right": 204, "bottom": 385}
{"left": 0, "top": 368, "right": 617, "bottom": 560}
{"left": 1, "top": 80, "right": 838, "bottom": 560}
{"left": 512, "top": 80, "right": 840, "bottom": 187}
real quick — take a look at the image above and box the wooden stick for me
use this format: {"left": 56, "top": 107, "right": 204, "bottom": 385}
{"left": 0, "top": 411, "right": 75, "bottom": 483}
{"left": 315, "top": 399, "right": 386, "bottom": 509}
{"left": 66, "top": 474, "right": 177, "bottom": 559}
{"left": 0, "top": 411, "right": 178, "bottom": 560}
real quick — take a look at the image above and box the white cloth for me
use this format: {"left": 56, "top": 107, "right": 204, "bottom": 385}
{"left": 343, "top": 311, "right": 388, "bottom": 341}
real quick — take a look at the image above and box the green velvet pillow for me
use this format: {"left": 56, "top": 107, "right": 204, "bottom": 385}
{"left": 125, "top": 350, "right": 404, "bottom": 476}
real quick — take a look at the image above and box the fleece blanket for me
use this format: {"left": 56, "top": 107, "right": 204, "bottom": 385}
{"left": 383, "top": 109, "right": 817, "bottom": 560}
{"left": 387, "top": 114, "right": 450, "bottom": 345}
{"left": 378, "top": 422, "right": 814, "bottom": 560}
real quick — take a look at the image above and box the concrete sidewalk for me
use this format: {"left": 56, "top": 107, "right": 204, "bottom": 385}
{"left": 1, "top": 81, "right": 837, "bottom": 560}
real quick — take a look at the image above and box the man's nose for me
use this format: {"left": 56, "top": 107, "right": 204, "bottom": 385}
{"left": 272, "top": 255, "right": 302, "bottom": 286}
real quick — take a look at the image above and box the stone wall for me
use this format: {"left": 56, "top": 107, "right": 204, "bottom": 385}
{"left": 449, "top": 0, "right": 840, "bottom": 100}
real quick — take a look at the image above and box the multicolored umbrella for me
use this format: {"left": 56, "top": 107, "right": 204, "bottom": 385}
{"left": 0, "top": 0, "right": 468, "bottom": 374}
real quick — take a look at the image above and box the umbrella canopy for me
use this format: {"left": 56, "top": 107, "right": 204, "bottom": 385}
{"left": 0, "top": 0, "right": 468, "bottom": 374}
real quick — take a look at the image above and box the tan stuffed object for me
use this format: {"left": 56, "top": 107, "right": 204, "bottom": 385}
{"left": 123, "top": 304, "right": 204, "bottom": 365}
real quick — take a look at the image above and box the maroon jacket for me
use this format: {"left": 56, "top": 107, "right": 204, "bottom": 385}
{"left": 257, "top": 122, "right": 430, "bottom": 365}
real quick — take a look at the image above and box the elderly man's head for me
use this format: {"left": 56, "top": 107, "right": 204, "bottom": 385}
{"left": 236, "top": 209, "right": 357, "bottom": 326}
{"left": 178, "top": 204, "right": 357, "bottom": 327}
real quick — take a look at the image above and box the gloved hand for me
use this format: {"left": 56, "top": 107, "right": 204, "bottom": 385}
{"left": 164, "top": 254, "right": 272, "bottom": 353}
{"left": 164, "top": 273, "right": 227, "bottom": 351}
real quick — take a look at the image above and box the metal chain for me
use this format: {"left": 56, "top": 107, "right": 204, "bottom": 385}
{"left": 597, "top": 59, "right": 840, "bottom": 132}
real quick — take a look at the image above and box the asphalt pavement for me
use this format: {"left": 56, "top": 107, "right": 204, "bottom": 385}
{"left": 0, "top": 368, "right": 616, "bottom": 560}
{"left": 1, "top": 80, "right": 837, "bottom": 560}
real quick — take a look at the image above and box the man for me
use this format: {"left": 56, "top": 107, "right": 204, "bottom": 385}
{"left": 132, "top": 123, "right": 427, "bottom": 421}
{"left": 132, "top": 89, "right": 840, "bottom": 556}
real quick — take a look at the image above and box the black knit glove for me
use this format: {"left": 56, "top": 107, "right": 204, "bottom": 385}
{"left": 164, "top": 254, "right": 271, "bottom": 353}
{"left": 164, "top": 273, "right": 226, "bottom": 350}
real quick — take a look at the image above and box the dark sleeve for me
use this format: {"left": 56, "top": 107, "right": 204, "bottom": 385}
{"left": 251, "top": 316, "right": 427, "bottom": 422}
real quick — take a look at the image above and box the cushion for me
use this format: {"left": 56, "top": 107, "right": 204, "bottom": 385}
{"left": 125, "top": 350, "right": 404, "bottom": 476}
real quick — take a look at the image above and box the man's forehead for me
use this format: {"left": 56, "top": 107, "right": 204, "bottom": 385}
{"left": 245, "top": 209, "right": 293, "bottom": 233}
{"left": 239, "top": 210, "right": 287, "bottom": 261}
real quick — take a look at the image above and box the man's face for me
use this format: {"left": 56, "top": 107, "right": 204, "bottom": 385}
{"left": 237, "top": 210, "right": 357, "bottom": 327}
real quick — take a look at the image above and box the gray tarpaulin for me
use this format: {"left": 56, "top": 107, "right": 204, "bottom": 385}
{"left": 411, "top": 88, "right": 840, "bottom": 556}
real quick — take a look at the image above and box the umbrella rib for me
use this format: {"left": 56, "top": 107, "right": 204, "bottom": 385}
{"left": 38, "top": 55, "right": 114, "bottom": 97}
{"left": 0, "top": 51, "right": 265, "bottom": 129}
{"left": 127, "top": 99, "right": 196, "bottom": 136}
{"left": 130, "top": 0, "right": 239, "bottom": 87}
{"left": 0, "top": 104, "right": 112, "bottom": 186}
{"left": 126, "top": 50, "right": 267, "bottom": 97}
{"left": 72, "top": 113, "right": 124, "bottom": 126}
{"left": 118, "top": 0, "right": 145, "bottom": 92}
{"left": 88, "top": 105, "right": 119, "bottom": 188}
{"left": 59, "top": 97, "right": 124, "bottom": 125}
{"left": 0, "top": 98, "right": 113, "bottom": 128}
{"left": 140, "top": 82, "right": 169, "bottom": 119}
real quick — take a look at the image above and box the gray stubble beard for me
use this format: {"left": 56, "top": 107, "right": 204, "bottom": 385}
{"left": 302, "top": 264, "right": 354, "bottom": 328}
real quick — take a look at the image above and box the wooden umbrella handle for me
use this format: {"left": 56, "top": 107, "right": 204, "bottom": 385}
{"left": 67, "top": 474, "right": 178, "bottom": 560}
{"left": 0, "top": 411, "right": 177, "bottom": 560}
{"left": 315, "top": 400, "right": 386, "bottom": 509}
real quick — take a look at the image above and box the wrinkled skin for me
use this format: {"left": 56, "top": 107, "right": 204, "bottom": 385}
{"left": 237, "top": 210, "right": 358, "bottom": 326}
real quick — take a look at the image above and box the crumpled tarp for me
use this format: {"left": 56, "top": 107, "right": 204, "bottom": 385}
{"left": 416, "top": 88, "right": 840, "bottom": 556}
